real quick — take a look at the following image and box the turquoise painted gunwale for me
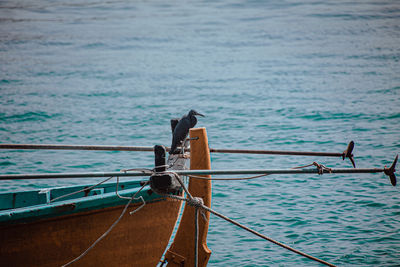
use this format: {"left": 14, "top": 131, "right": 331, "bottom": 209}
{"left": 0, "top": 179, "right": 166, "bottom": 225}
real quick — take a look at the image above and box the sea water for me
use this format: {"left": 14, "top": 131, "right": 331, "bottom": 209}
{"left": 1, "top": 0, "right": 399, "bottom": 266}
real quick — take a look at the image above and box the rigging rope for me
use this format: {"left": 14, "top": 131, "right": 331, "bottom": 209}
{"left": 187, "top": 161, "right": 331, "bottom": 181}
{"left": 59, "top": 161, "right": 336, "bottom": 266}
{"left": 194, "top": 207, "right": 199, "bottom": 267}
{"left": 292, "top": 161, "right": 332, "bottom": 174}
{"left": 162, "top": 171, "right": 338, "bottom": 267}
{"left": 166, "top": 193, "right": 337, "bottom": 267}
{"left": 50, "top": 167, "right": 152, "bottom": 203}
{"left": 51, "top": 160, "right": 325, "bottom": 204}
{"left": 50, "top": 176, "right": 114, "bottom": 203}
{"left": 188, "top": 173, "right": 270, "bottom": 181}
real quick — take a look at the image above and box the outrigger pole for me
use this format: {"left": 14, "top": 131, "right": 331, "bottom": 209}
{"left": 0, "top": 141, "right": 356, "bottom": 166}
{"left": 210, "top": 140, "right": 356, "bottom": 167}
{"left": 0, "top": 155, "right": 396, "bottom": 185}
{"left": 0, "top": 144, "right": 155, "bottom": 152}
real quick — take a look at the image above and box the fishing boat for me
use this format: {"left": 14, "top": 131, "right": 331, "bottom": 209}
{"left": 0, "top": 123, "right": 397, "bottom": 267}
{"left": 0, "top": 128, "right": 212, "bottom": 267}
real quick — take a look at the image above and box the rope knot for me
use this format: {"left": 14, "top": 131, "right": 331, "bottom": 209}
{"left": 187, "top": 197, "right": 204, "bottom": 208}
{"left": 313, "top": 162, "right": 332, "bottom": 175}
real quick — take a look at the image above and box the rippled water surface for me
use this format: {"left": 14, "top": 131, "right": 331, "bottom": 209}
{"left": 1, "top": 0, "right": 399, "bottom": 266}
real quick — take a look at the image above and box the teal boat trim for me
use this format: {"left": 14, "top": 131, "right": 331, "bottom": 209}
{"left": 0, "top": 179, "right": 167, "bottom": 226}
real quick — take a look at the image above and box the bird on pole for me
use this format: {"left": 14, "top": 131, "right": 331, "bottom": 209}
{"left": 170, "top": 110, "right": 205, "bottom": 154}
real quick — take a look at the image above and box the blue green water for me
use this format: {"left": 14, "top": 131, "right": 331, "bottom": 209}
{"left": 1, "top": 0, "right": 399, "bottom": 266}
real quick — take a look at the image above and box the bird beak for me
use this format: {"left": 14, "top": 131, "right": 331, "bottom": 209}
{"left": 195, "top": 112, "right": 205, "bottom": 117}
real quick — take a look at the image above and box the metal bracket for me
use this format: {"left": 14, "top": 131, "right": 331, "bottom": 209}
{"left": 384, "top": 155, "right": 398, "bottom": 186}
{"left": 39, "top": 189, "right": 51, "bottom": 204}
{"left": 342, "top": 141, "right": 356, "bottom": 168}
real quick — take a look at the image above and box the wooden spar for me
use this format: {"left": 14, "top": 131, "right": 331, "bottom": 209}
{"left": 164, "top": 127, "right": 212, "bottom": 266}
{"left": 0, "top": 141, "right": 355, "bottom": 159}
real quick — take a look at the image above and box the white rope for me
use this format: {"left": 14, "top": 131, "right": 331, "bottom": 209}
{"left": 194, "top": 207, "right": 199, "bottom": 267}
{"left": 115, "top": 176, "right": 132, "bottom": 200}
{"left": 159, "top": 171, "right": 193, "bottom": 200}
{"left": 115, "top": 176, "right": 148, "bottom": 202}
{"left": 120, "top": 168, "right": 153, "bottom": 174}
{"left": 50, "top": 176, "right": 114, "bottom": 203}
{"left": 50, "top": 168, "right": 152, "bottom": 203}
{"left": 188, "top": 173, "right": 270, "bottom": 181}
{"left": 292, "top": 161, "right": 332, "bottom": 174}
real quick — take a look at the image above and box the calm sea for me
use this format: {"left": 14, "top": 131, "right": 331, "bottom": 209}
{"left": 1, "top": 0, "right": 399, "bottom": 266}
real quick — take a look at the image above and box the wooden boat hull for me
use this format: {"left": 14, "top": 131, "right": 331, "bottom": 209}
{"left": 1, "top": 197, "right": 181, "bottom": 266}
{"left": 0, "top": 127, "right": 212, "bottom": 266}
{"left": 0, "top": 154, "right": 186, "bottom": 266}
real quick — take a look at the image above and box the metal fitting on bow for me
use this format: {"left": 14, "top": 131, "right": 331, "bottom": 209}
{"left": 384, "top": 155, "right": 398, "bottom": 186}
{"left": 342, "top": 141, "right": 356, "bottom": 168}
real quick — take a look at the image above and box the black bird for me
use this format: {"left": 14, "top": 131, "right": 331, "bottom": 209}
{"left": 170, "top": 110, "right": 205, "bottom": 154}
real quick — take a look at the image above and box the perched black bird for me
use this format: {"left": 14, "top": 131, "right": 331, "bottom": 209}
{"left": 170, "top": 110, "right": 205, "bottom": 154}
